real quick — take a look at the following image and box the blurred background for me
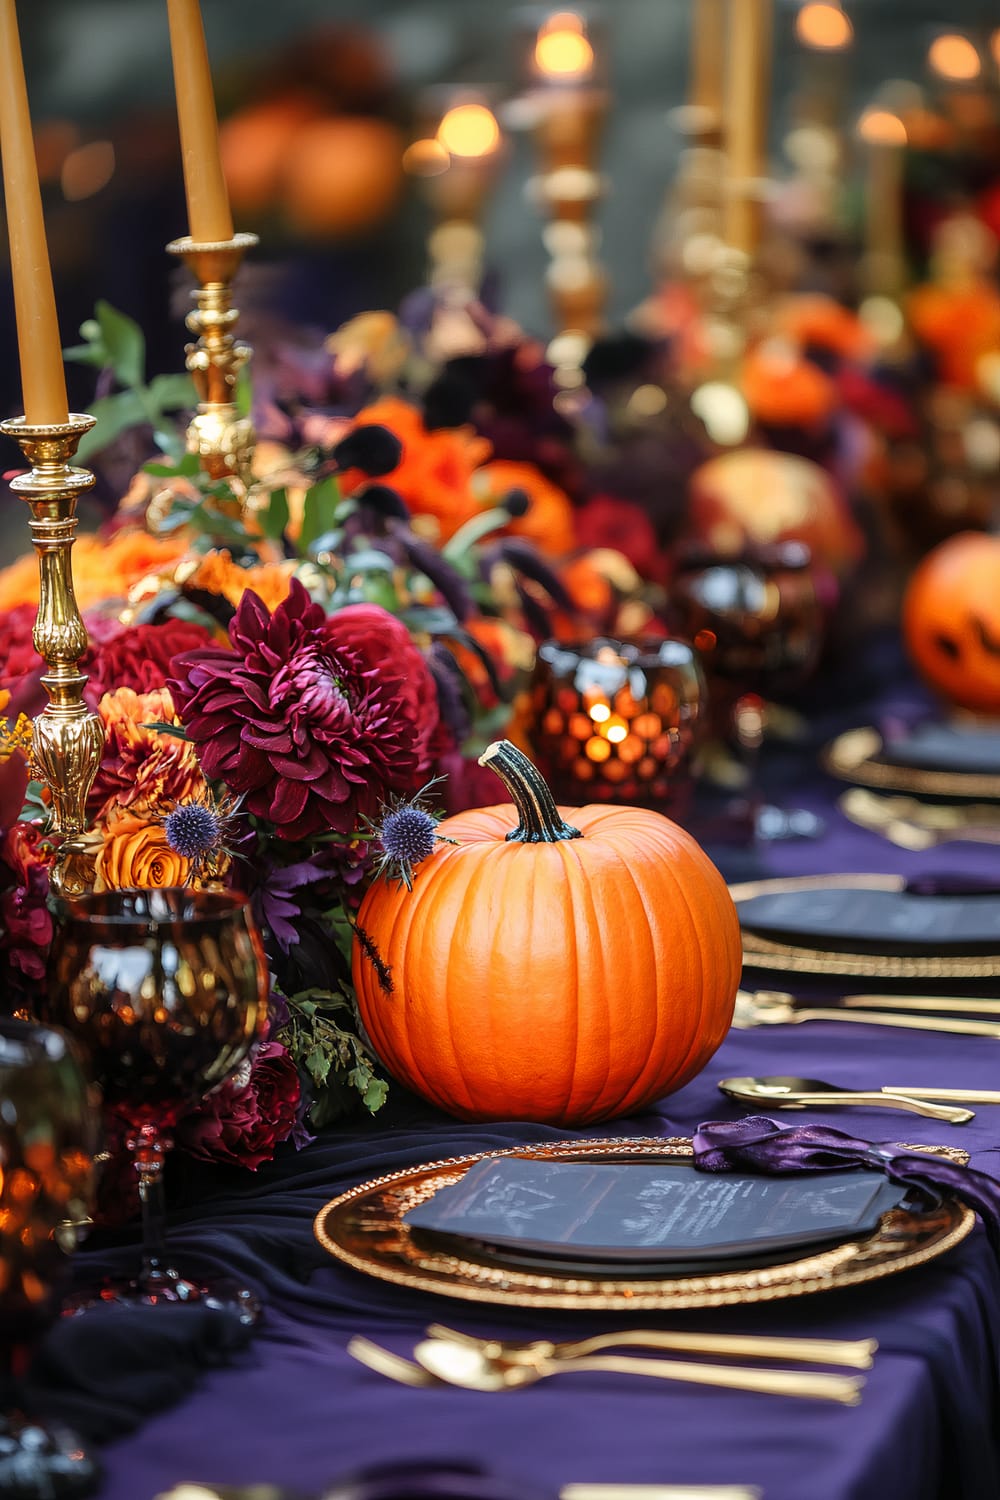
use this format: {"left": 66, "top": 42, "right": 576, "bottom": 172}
{"left": 2, "top": 0, "right": 1000, "bottom": 549}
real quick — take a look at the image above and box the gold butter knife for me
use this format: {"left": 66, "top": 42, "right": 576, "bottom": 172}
{"left": 758, "top": 987, "right": 1000, "bottom": 1017}
{"left": 735, "top": 992, "right": 1000, "bottom": 1037}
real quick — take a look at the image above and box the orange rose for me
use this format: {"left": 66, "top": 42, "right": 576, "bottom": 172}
{"left": 773, "top": 295, "right": 874, "bottom": 360}
{"left": 471, "top": 460, "right": 577, "bottom": 559}
{"left": 95, "top": 808, "right": 191, "bottom": 891}
{"left": 339, "top": 396, "right": 491, "bottom": 540}
{"left": 0, "top": 530, "right": 191, "bottom": 613}
{"left": 906, "top": 279, "right": 1000, "bottom": 390}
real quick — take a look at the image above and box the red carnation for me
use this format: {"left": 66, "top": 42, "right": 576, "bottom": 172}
{"left": 169, "top": 581, "right": 440, "bottom": 839}
{"left": 0, "top": 823, "right": 55, "bottom": 981}
{"left": 175, "top": 1041, "right": 301, "bottom": 1170}
{"left": 83, "top": 619, "right": 215, "bottom": 707}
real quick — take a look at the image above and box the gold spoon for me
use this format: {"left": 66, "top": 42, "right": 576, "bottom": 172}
{"left": 733, "top": 991, "right": 1000, "bottom": 1038}
{"left": 756, "top": 987, "right": 1000, "bottom": 1018}
{"left": 718, "top": 1075, "right": 973, "bottom": 1123}
{"left": 411, "top": 1336, "right": 864, "bottom": 1404}
{"left": 425, "top": 1322, "right": 878, "bottom": 1370}
{"left": 347, "top": 1335, "right": 435, "bottom": 1387}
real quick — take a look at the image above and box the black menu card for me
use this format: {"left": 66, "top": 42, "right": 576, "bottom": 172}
{"left": 403, "top": 1158, "right": 906, "bottom": 1267}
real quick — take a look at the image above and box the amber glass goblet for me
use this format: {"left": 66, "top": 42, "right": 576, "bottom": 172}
{"left": 47, "top": 889, "right": 268, "bottom": 1322}
{"left": 0, "top": 1018, "right": 99, "bottom": 1498}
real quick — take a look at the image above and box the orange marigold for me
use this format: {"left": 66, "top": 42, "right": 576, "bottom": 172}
{"left": 95, "top": 807, "right": 191, "bottom": 892}
{"left": 740, "top": 344, "right": 837, "bottom": 429}
{"left": 188, "top": 550, "right": 296, "bottom": 613}
{"left": 90, "top": 686, "right": 206, "bottom": 820}
{"left": 339, "top": 396, "right": 491, "bottom": 540}
{"left": 0, "top": 530, "right": 191, "bottom": 613}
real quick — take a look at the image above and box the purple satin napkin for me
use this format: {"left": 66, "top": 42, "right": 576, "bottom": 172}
{"left": 692, "top": 1117, "right": 1000, "bottom": 1254}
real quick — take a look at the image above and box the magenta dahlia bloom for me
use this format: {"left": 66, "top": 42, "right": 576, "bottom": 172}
{"left": 169, "top": 580, "right": 440, "bottom": 840}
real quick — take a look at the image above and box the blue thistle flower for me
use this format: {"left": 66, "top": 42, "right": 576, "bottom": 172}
{"left": 370, "top": 778, "right": 457, "bottom": 890}
{"left": 164, "top": 803, "right": 223, "bottom": 860}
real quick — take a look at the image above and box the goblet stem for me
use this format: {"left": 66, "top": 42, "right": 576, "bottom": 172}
{"left": 130, "top": 1123, "right": 173, "bottom": 1293}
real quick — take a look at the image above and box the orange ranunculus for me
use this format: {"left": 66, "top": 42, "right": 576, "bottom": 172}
{"left": 95, "top": 807, "right": 191, "bottom": 892}
{"left": 471, "top": 460, "right": 577, "bottom": 559}
{"left": 773, "top": 295, "right": 875, "bottom": 360}
{"left": 188, "top": 549, "right": 296, "bottom": 613}
{"left": 449, "top": 617, "right": 535, "bottom": 709}
{"left": 339, "top": 396, "right": 491, "bottom": 540}
{"left": 740, "top": 343, "right": 837, "bottom": 429}
{"left": 906, "top": 278, "right": 1000, "bottom": 390}
{"left": 0, "top": 530, "right": 191, "bottom": 613}
{"left": 91, "top": 687, "right": 206, "bottom": 819}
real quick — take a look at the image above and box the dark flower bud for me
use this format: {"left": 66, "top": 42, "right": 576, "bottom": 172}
{"left": 502, "top": 487, "right": 531, "bottom": 518}
{"left": 355, "top": 484, "right": 410, "bottom": 521}
{"left": 330, "top": 424, "right": 402, "bottom": 477}
{"left": 422, "top": 370, "right": 476, "bottom": 430}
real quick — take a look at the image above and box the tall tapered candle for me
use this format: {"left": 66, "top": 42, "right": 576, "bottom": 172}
{"left": 166, "top": 0, "right": 234, "bottom": 243}
{"left": 0, "top": 0, "right": 68, "bottom": 425}
{"left": 724, "top": 0, "right": 773, "bottom": 256}
{"left": 690, "top": 0, "right": 725, "bottom": 129}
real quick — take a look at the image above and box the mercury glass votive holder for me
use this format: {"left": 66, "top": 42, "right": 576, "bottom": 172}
{"left": 527, "top": 635, "right": 706, "bottom": 811}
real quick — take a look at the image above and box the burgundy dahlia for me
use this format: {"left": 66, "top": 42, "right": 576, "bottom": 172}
{"left": 83, "top": 619, "right": 215, "bottom": 706}
{"left": 169, "top": 581, "right": 440, "bottom": 840}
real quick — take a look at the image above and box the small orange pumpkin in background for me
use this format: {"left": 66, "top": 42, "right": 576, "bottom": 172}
{"left": 903, "top": 531, "right": 1000, "bottom": 715}
{"left": 352, "top": 742, "right": 741, "bottom": 1125}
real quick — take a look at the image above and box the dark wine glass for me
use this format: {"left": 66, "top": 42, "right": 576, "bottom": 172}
{"left": 0, "top": 1017, "right": 100, "bottom": 1498}
{"left": 47, "top": 888, "right": 268, "bottom": 1322}
{"left": 668, "top": 542, "right": 829, "bottom": 841}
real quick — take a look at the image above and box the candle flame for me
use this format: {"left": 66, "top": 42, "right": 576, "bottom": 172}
{"left": 535, "top": 12, "right": 594, "bottom": 80}
{"left": 795, "top": 3, "right": 853, "bottom": 51}
{"left": 858, "top": 108, "right": 907, "bottom": 147}
{"left": 436, "top": 104, "right": 501, "bottom": 159}
{"left": 927, "top": 34, "right": 981, "bottom": 81}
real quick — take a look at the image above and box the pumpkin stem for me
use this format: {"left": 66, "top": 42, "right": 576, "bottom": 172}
{"left": 478, "top": 740, "right": 583, "bottom": 844}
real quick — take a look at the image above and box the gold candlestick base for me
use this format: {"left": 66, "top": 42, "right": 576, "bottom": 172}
{"left": 0, "top": 414, "right": 104, "bottom": 898}
{"left": 166, "top": 232, "right": 259, "bottom": 494}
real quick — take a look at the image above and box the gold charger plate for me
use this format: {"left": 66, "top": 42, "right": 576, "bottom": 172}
{"left": 731, "top": 873, "right": 1000, "bottom": 981}
{"left": 313, "top": 1136, "right": 974, "bottom": 1311}
{"left": 823, "top": 726, "right": 1000, "bottom": 802}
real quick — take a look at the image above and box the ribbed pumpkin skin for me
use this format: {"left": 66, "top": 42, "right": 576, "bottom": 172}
{"left": 903, "top": 532, "right": 1000, "bottom": 715}
{"left": 352, "top": 801, "right": 742, "bottom": 1125}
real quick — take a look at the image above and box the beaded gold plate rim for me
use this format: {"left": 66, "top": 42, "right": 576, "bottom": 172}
{"left": 823, "top": 726, "right": 1000, "bottom": 802}
{"left": 731, "top": 873, "right": 1000, "bottom": 980}
{"left": 313, "top": 1137, "right": 974, "bottom": 1310}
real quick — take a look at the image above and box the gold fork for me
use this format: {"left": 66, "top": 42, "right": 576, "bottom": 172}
{"left": 426, "top": 1322, "right": 877, "bottom": 1370}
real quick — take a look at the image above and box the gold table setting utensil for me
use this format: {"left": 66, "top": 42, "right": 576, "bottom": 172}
{"left": 349, "top": 1333, "right": 864, "bottom": 1402}
{"left": 718, "top": 1076, "right": 973, "bottom": 1123}
{"left": 796, "top": 990, "right": 1000, "bottom": 1017}
{"left": 838, "top": 788, "right": 1000, "bottom": 850}
{"left": 823, "top": 725, "right": 1000, "bottom": 802}
{"left": 425, "top": 1321, "right": 877, "bottom": 1370}
{"left": 732, "top": 990, "right": 1000, "bottom": 1038}
{"left": 561, "top": 1489, "right": 762, "bottom": 1500}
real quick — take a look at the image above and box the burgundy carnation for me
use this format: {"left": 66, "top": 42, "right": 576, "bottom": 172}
{"left": 83, "top": 619, "right": 215, "bottom": 707}
{"left": 169, "top": 581, "right": 440, "bottom": 839}
{"left": 175, "top": 1041, "right": 301, "bottom": 1170}
{"left": 0, "top": 824, "right": 54, "bottom": 981}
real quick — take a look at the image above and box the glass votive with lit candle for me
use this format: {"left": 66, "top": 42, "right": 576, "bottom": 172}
{"left": 526, "top": 636, "right": 706, "bottom": 813}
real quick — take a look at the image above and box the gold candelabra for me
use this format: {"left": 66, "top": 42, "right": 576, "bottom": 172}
{"left": 0, "top": 414, "right": 104, "bottom": 897}
{"left": 166, "top": 232, "right": 259, "bottom": 493}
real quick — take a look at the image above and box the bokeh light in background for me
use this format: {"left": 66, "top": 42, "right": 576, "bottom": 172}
{"left": 795, "top": 4, "right": 854, "bottom": 52}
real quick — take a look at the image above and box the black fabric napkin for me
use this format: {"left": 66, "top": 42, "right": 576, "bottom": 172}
{"left": 736, "top": 884, "right": 1000, "bottom": 956}
{"left": 22, "top": 1303, "right": 254, "bottom": 1443}
{"left": 880, "top": 721, "right": 1000, "bottom": 776}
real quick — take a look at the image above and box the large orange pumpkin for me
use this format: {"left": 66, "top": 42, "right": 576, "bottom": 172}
{"left": 903, "top": 531, "right": 1000, "bottom": 714}
{"left": 352, "top": 741, "right": 741, "bottom": 1124}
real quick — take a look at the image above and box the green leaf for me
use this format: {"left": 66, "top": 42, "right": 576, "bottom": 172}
{"left": 141, "top": 721, "right": 194, "bottom": 741}
{"left": 147, "top": 373, "right": 198, "bottom": 411}
{"left": 76, "top": 389, "right": 148, "bottom": 463}
{"left": 304, "top": 1044, "right": 332, "bottom": 1087}
{"left": 235, "top": 364, "right": 253, "bottom": 419}
{"left": 62, "top": 342, "right": 107, "bottom": 369}
{"left": 341, "top": 547, "right": 395, "bottom": 573}
{"left": 443, "top": 507, "right": 512, "bottom": 562}
{"left": 299, "top": 476, "right": 342, "bottom": 555}
{"left": 258, "top": 486, "right": 290, "bottom": 542}
{"left": 95, "top": 300, "right": 146, "bottom": 388}
{"left": 143, "top": 452, "right": 202, "bottom": 478}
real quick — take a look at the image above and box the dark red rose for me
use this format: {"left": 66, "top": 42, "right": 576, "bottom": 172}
{"left": 169, "top": 581, "right": 440, "bottom": 839}
{"left": 175, "top": 1041, "right": 301, "bottom": 1170}
{"left": 575, "top": 495, "right": 668, "bottom": 585}
{"left": 0, "top": 604, "right": 45, "bottom": 718}
{"left": 0, "top": 823, "right": 54, "bottom": 980}
{"left": 83, "top": 619, "right": 215, "bottom": 708}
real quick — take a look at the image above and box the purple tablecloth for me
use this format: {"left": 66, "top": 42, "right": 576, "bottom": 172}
{"left": 75, "top": 642, "right": 1000, "bottom": 1500}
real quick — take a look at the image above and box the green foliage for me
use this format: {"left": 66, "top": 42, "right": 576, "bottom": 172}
{"left": 279, "top": 987, "right": 388, "bottom": 1127}
{"left": 64, "top": 301, "right": 197, "bottom": 465}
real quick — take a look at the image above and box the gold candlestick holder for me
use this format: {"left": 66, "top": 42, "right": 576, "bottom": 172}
{"left": 0, "top": 414, "right": 104, "bottom": 898}
{"left": 166, "top": 232, "right": 259, "bottom": 494}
